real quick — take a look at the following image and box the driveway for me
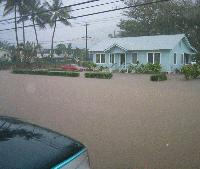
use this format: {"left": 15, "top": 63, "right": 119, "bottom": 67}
{"left": 0, "top": 71, "right": 200, "bottom": 169}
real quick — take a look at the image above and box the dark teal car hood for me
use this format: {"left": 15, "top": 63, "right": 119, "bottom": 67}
{"left": 0, "top": 116, "right": 85, "bottom": 169}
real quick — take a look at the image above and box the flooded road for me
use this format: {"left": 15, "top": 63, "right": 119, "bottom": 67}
{"left": 0, "top": 71, "right": 200, "bottom": 169}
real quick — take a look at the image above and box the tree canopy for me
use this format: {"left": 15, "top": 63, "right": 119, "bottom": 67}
{"left": 118, "top": 0, "right": 200, "bottom": 52}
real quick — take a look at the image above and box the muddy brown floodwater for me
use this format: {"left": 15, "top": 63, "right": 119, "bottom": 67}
{"left": 0, "top": 71, "right": 200, "bottom": 169}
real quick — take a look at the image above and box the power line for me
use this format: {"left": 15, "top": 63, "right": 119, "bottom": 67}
{"left": 0, "top": 0, "right": 105, "bottom": 23}
{"left": 0, "top": 0, "right": 170, "bottom": 32}
{"left": 0, "top": 0, "right": 123, "bottom": 25}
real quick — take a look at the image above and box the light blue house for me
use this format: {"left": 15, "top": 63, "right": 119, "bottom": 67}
{"left": 89, "top": 34, "right": 197, "bottom": 72}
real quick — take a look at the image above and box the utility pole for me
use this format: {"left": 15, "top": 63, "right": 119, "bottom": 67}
{"left": 82, "top": 23, "right": 91, "bottom": 61}
{"left": 85, "top": 23, "right": 89, "bottom": 60}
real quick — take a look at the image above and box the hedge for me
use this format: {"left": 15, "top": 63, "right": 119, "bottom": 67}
{"left": 48, "top": 71, "right": 80, "bottom": 77}
{"left": 85, "top": 72, "right": 112, "bottom": 79}
{"left": 12, "top": 69, "right": 80, "bottom": 77}
{"left": 150, "top": 73, "right": 167, "bottom": 81}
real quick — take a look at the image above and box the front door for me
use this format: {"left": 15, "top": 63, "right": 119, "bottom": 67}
{"left": 120, "top": 54, "right": 125, "bottom": 65}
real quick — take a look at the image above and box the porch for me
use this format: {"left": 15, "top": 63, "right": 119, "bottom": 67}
{"left": 106, "top": 53, "right": 133, "bottom": 72}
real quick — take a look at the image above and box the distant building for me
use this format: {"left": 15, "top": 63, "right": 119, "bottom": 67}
{"left": 0, "top": 48, "right": 10, "bottom": 61}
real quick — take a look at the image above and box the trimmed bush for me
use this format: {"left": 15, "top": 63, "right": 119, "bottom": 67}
{"left": 48, "top": 71, "right": 80, "bottom": 77}
{"left": 85, "top": 72, "right": 112, "bottom": 79}
{"left": 12, "top": 69, "right": 80, "bottom": 77}
{"left": 12, "top": 69, "right": 34, "bottom": 74}
{"left": 32, "top": 69, "right": 48, "bottom": 75}
{"left": 65, "top": 71, "right": 80, "bottom": 77}
{"left": 150, "top": 73, "right": 167, "bottom": 81}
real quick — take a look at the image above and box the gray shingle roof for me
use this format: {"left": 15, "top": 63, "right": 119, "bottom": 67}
{"left": 89, "top": 34, "right": 186, "bottom": 51}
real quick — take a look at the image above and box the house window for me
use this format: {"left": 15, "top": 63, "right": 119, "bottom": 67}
{"left": 148, "top": 52, "right": 160, "bottom": 64}
{"left": 96, "top": 54, "right": 100, "bottom": 63}
{"left": 154, "top": 53, "right": 160, "bottom": 64}
{"left": 174, "top": 53, "right": 177, "bottom": 64}
{"left": 96, "top": 53, "right": 105, "bottom": 63}
{"left": 148, "top": 53, "right": 154, "bottom": 63}
{"left": 110, "top": 54, "right": 115, "bottom": 64}
{"left": 132, "top": 53, "right": 137, "bottom": 64}
{"left": 181, "top": 54, "right": 184, "bottom": 64}
{"left": 101, "top": 54, "right": 105, "bottom": 63}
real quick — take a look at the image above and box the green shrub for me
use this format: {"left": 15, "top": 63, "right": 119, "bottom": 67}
{"left": 85, "top": 72, "right": 112, "bottom": 79}
{"left": 12, "top": 69, "right": 80, "bottom": 77}
{"left": 150, "top": 73, "right": 167, "bottom": 81}
{"left": 48, "top": 71, "right": 68, "bottom": 76}
{"left": 65, "top": 71, "right": 80, "bottom": 77}
{"left": 128, "top": 63, "right": 162, "bottom": 74}
{"left": 0, "top": 60, "right": 12, "bottom": 70}
{"left": 32, "top": 69, "right": 48, "bottom": 75}
{"left": 81, "top": 61, "right": 97, "bottom": 70}
{"left": 12, "top": 69, "right": 33, "bottom": 74}
{"left": 48, "top": 71, "right": 80, "bottom": 77}
{"left": 48, "top": 68, "right": 65, "bottom": 71}
{"left": 181, "top": 64, "right": 200, "bottom": 80}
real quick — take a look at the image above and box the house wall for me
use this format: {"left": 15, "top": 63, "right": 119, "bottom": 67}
{"left": 91, "top": 48, "right": 171, "bottom": 72}
{"left": 90, "top": 38, "right": 196, "bottom": 72}
{"left": 169, "top": 39, "right": 195, "bottom": 71}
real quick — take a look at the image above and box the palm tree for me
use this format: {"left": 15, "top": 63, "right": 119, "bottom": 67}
{"left": 17, "top": 1, "right": 30, "bottom": 45}
{"left": 1, "top": 0, "right": 30, "bottom": 47}
{"left": 44, "top": 0, "right": 71, "bottom": 58}
{"left": 27, "top": 0, "right": 50, "bottom": 53}
{"left": 1, "top": 0, "right": 20, "bottom": 47}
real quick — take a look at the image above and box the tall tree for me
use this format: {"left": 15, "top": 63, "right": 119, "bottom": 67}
{"left": 1, "top": 0, "right": 21, "bottom": 47}
{"left": 1, "top": 0, "right": 30, "bottom": 46}
{"left": 55, "top": 43, "right": 67, "bottom": 55}
{"left": 118, "top": 0, "right": 200, "bottom": 51}
{"left": 44, "top": 0, "right": 71, "bottom": 58}
{"left": 17, "top": 0, "right": 30, "bottom": 45}
{"left": 27, "top": 0, "right": 50, "bottom": 52}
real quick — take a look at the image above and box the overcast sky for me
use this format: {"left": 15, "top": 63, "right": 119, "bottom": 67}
{"left": 0, "top": 0, "right": 126, "bottom": 49}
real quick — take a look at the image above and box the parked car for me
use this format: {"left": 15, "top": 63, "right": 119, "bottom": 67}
{"left": 0, "top": 116, "right": 91, "bottom": 169}
{"left": 61, "top": 64, "right": 86, "bottom": 72}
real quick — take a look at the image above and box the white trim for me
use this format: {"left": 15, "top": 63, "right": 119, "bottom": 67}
{"left": 96, "top": 53, "right": 105, "bottom": 64}
{"left": 131, "top": 52, "right": 138, "bottom": 64}
{"left": 104, "top": 43, "right": 128, "bottom": 52}
{"left": 109, "top": 53, "right": 115, "bottom": 64}
{"left": 119, "top": 53, "right": 126, "bottom": 66}
{"left": 147, "top": 52, "right": 161, "bottom": 64}
{"left": 173, "top": 53, "right": 177, "bottom": 65}
{"left": 125, "top": 53, "right": 127, "bottom": 69}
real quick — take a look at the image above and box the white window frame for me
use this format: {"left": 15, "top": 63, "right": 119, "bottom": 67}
{"left": 132, "top": 53, "right": 138, "bottom": 64}
{"left": 174, "top": 53, "right": 177, "bottom": 65}
{"left": 96, "top": 53, "right": 101, "bottom": 63}
{"left": 96, "top": 53, "right": 106, "bottom": 64}
{"left": 181, "top": 53, "right": 184, "bottom": 64}
{"left": 147, "top": 52, "right": 161, "bottom": 64}
{"left": 109, "top": 54, "right": 115, "bottom": 64}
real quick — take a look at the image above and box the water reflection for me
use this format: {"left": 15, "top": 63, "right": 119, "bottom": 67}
{"left": 0, "top": 116, "right": 42, "bottom": 141}
{"left": 0, "top": 128, "right": 42, "bottom": 141}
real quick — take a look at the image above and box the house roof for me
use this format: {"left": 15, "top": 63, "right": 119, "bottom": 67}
{"left": 89, "top": 34, "right": 196, "bottom": 52}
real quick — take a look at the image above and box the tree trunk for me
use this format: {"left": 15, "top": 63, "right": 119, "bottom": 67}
{"left": 32, "top": 18, "right": 39, "bottom": 47}
{"left": 32, "top": 17, "right": 43, "bottom": 58}
{"left": 51, "top": 20, "right": 57, "bottom": 58}
{"left": 14, "top": 3, "right": 19, "bottom": 47}
{"left": 22, "top": 20, "right": 25, "bottom": 45}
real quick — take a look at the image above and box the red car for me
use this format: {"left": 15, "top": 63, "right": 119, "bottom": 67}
{"left": 61, "top": 64, "right": 86, "bottom": 71}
